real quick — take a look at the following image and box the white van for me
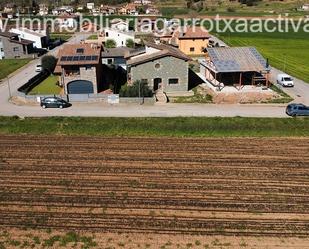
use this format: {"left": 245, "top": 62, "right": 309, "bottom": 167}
{"left": 277, "top": 74, "right": 294, "bottom": 87}
{"left": 35, "top": 65, "right": 42, "bottom": 73}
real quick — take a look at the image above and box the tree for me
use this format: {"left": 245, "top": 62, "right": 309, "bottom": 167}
{"left": 119, "top": 81, "right": 153, "bottom": 98}
{"left": 41, "top": 55, "right": 57, "bottom": 74}
{"left": 125, "top": 38, "right": 134, "bottom": 48}
{"left": 105, "top": 39, "right": 116, "bottom": 48}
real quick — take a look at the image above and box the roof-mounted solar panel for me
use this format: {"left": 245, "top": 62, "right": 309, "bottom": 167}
{"left": 76, "top": 48, "right": 84, "bottom": 54}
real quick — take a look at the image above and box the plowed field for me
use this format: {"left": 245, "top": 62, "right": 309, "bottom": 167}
{"left": 0, "top": 135, "right": 309, "bottom": 248}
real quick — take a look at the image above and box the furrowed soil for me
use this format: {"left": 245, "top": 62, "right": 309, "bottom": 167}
{"left": 0, "top": 135, "right": 308, "bottom": 249}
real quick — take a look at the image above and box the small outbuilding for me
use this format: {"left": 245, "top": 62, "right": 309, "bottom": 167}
{"left": 199, "top": 47, "right": 270, "bottom": 90}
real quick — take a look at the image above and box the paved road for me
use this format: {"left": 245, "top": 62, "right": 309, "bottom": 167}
{"left": 0, "top": 102, "right": 287, "bottom": 117}
{"left": 0, "top": 33, "right": 306, "bottom": 118}
{"left": 270, "top": 67, "right": 309, "bottom": 105}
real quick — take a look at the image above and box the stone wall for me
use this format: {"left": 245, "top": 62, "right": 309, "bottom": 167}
{"left": 63, "top": 66, "right": 98, "bottom": 94}
{"left": 130, "top": 56, "right": 189, "bottom": 93}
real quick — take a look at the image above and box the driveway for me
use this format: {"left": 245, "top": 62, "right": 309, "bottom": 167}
{"left": 270, "top": 68, "right": 309, "bottom": 105}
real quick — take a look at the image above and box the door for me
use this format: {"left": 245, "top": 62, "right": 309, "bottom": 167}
{"left": 153, "top": 78, "right": 162, "bottom": 91}
{"left": 67, "top": 80, "right": 94, "bottom": 94}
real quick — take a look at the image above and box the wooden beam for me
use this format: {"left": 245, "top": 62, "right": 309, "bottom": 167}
{"left": 239, "top": 72, "right": 242, "bottom": 89}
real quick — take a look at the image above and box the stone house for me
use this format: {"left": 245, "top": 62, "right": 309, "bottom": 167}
{"left": 0, "top": 32, "right": 35, "bottom": 59}
{"left": 126, "top": 43, "right": 191, "bottom": 93}
{"left": 55, "top": 43, "right": 103, "bottom": 94}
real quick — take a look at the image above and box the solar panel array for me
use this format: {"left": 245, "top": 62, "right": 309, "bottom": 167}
{"left": 207, "top": 47, "right": 267, "bottom": 73}
{"left": 60, "top": 55, "right": 99, "bottom": 62}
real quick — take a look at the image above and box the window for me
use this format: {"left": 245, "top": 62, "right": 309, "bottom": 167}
{"left": 107, "top": 58, "right": 113, "bottom": 64}
{"left": 0, "top": 48, "right": 3, "bottom": 52}
{"left": 85, "top": 65, "right": 92, "bottom": 70}
{"left": 154, "top": 63, "right": 161, "bottom": 69}
{"left": 168, "top": 78, "right": 179, "bottom": 84}
{"left": 190, "top": 47, "right": 195, "bottom": 52}
{"left": 76, "top": 48, "right": 84, "bottom": 54}
{"left": 105, "top": 32, "right": 109, "bottom": 37}
{"left": 13, "top": 47, "right": 19, "bottom": 52}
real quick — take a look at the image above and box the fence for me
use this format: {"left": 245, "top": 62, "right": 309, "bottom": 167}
{"left": 18, "top": 71, "right": 49, "bottom": 93}
{"left": 17, "top": 91, "right": 155, "bottom": 104}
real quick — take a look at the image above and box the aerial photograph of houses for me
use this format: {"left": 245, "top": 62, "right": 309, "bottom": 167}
{"left": 0, "top": 0, "right": 308, "bottom": 248}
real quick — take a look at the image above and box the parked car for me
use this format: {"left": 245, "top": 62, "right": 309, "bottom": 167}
{"left": 35, "top": 65, "right": 42, "bottom": 72}
{"left": 40, "top": 97, "right": 71, "bottom": 109}
{"left": 277, "top": 74, "right": 294, "bottom": 87}
{"left": 286, "top": 103, "right": 309, "bottom": 117}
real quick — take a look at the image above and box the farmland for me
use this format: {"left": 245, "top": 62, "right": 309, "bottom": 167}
{"left": 0, "top": 135, "right": 308, "bottom": 248}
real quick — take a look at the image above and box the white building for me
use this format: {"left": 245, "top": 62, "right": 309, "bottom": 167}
{"left": 56, "top": 15, "right": 77, "bottom": 29}
{"left": 0, "top": 18, "right": 3, "bottom": 31}
{"left": 52, "top": 6, "right": 74, "bottom": 15}
{"left": 104, "top": 28, "right": 135, "bottom": 47}
{"left": 87, "top": 3, "right": 95, "bottom": 10}
{"left": 134, "top": 0, "right": 152, "bottom": 5}
{"left": 110, "top": 19, "right": 129, "bottom": 32}
{"left": 38, "top": 4, "right": 49, "bottom": 16}
{"left": 9, "top": 28, "right": 48, "bottom": 49}
{"left": 301, "top": 4, "right": 309, "bottom": 10}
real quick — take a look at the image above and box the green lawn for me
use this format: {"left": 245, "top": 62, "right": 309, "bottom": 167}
{"left": 0, "top": 117, "right": 308, "bottom": 137}
{"left": 87, "top": 34, "right": 98, "bottom": 40}
{"left": 0, "top": 59, "right": 32, "bottom": 80}
{"left": 28, "top": 75, "right": 62, "bottom": 95}
{"left": 50, "top": 33, "right": 73, "bottom": 41}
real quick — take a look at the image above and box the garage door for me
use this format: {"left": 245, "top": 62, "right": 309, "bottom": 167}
{"left": 67, "top": 80, "right": 94, "bottom": 94}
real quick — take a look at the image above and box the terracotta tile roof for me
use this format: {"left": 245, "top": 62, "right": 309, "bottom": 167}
{"left": 127, "top": 42, "right": 191, "bottom": 66}
{"left": 177, "top": 26, "right": 210, "bottom": 39}
{"left": 57, "top": 43, "right": 102, "bottom": 66}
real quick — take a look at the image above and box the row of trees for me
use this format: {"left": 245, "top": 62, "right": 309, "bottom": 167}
{"left": 105, "top": 38, "right": 135, "bottom": 48}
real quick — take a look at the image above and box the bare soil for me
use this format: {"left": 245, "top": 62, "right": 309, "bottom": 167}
{"left": 0, "top": 135, "right": 308, "bottom": 248}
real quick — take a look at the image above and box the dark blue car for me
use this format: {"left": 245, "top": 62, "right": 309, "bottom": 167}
{"left": 286, "top": 103, "right": 309, "bottom": 117}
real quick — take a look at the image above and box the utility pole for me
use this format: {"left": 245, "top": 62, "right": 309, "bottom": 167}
{"left": 138, "top": 80, "right": 141, "bottom": 104}
{"left": 7, "top": 76, "right": 12, "bottom": 99}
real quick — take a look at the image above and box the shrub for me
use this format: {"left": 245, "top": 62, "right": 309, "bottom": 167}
{"left": 119, "top": 81, "right": 153, "bottom": 97}
{"left": 227, "top": 7, "right": 236, "bottom": 12}
{"left": 125, "top": 38, "right": 135, "bottom": 48}
{"left": 41, "top": 55, "right": 57, "bottom": 73}
{"left": 105, "top": 39, "right": 116, "bottom": 48}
